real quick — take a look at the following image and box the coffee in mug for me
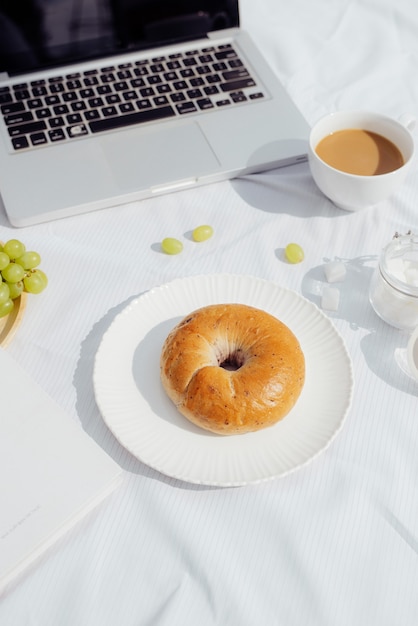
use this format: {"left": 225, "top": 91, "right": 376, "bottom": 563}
{"left": 315, "top": 129, "right": 404, "bottom": 175}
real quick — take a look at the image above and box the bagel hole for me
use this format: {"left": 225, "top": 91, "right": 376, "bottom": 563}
{"left": 219, "top": 350, "right": 245, "bottom": 371}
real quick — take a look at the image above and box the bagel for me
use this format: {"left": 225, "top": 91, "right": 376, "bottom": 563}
{"left": 160, "top": 303, "right": 305, "bottom": 435}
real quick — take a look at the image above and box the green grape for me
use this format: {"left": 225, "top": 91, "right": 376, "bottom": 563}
{"left": 3, "top": 239, "right": 25, "bottom": 260}
{"left": 15, "top": 250, "right": 41, "bottom": 269}
{"left": 0, "top": 282, "right": 10, "bottom": 305}
{"left": 0, "top": 298, "right": 13, "bottom": 318}
{"left": 7, "top": 280, "right": 24, "bottom": 300}
{"left": 23, "top": 269, "right": 48, "bottom": 294}
{"left": 35, "top": 269, "right": 48, "bottom": 289}
{"left": 192, "top": 224, "right": 214, "bottom": 242}
{"left": 0, "top": 251, "right": 9, "bottom": 271}
{"left": 2, "top": 262, "right": 25, "bottom": 283}
{"left": 285, "top": 243, "right": 304, "bottom": 264}
{"left": 161, "top": 237, "right": 183, "bottom": 255}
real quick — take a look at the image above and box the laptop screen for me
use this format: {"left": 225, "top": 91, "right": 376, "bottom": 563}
{"left": 0, "top": 0, "right": 240, "bottom": 76}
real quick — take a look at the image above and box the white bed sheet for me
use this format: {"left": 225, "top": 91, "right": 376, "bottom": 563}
{"left": 1, "top": 0, "right": 418, "bottom": 624}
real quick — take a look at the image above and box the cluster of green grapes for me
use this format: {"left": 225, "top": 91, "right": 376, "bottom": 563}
{"left": 0, "top": 238, "right": 48, "bottom": 318}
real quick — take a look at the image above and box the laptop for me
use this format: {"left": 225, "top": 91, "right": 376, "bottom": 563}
{"left": 0, "top": 0, "right": 310, "bottom": 227}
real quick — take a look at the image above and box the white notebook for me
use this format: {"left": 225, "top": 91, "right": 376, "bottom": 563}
{"left": 0, "top": 348, "right": 123, "bottom": 595}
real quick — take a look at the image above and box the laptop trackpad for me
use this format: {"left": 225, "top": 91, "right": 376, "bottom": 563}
{"left": 100, "top": 122, "right": 220, "bottom": 191}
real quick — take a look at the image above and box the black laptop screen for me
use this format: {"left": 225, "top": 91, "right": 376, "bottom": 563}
{"left": 0, "top": 0, "right": 239, "bottom": 76}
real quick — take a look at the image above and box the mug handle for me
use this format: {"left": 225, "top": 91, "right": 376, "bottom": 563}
{"left": 399, "top": 113, "right": 416, "bottom": 131}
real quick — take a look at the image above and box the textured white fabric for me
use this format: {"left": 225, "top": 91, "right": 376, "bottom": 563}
{"left": 1, "top": 0, "right": 418, "bottom": 624}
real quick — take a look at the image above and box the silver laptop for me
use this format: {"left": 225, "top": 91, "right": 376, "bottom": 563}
{"left": 0, "top": 0, "right": 310, "bottom": 227}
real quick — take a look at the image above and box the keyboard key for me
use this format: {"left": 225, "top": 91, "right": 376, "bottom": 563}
{"left": 67, "top": 124, "right": 89, "bottom": 138}
{"left": 197, "top": 98, "right": 214, "bottom": 110}
{"left": 215, "top": 49, "right": 237, "bottom": 60}
{"left": 45, "top": 95, "right": 61, "bottom": 105}
{"left": 231, "top": 91, "right": 247, "bottom": 103}
{"left": 137, "top": 99, "right": 152, "bottom": 109}
{"left": 35, "top": 108, "right": 52, "bottom": 119}
{"left": 84, "top": 76, "right": 99, "bottom": 86}
{"left": 221, "top": 78, "right": 256, "bottom": 92}
{"left": 80, "top": 88, "right": 95, "bottom": 98}
{"left": 66, "top": 113, "right": 82, "bottom": 124}
{"left": 53, "top": 104, "right": 69, "bottom": 115}
{"left": 49, "top": 128, "right": 66, "bottom": 142}
{"left": 103, "top": 106, "right": 118, "bottom": 117}
{"left": 66, "top": 79, "right": 82, "bottom": 90}
{"left": 88, "top": 97, "right": 104, "bottom": 108}
{"left": 71, "top": 101, "right": 87, "bottom": 111}
{"left": 49, "top": 116, "right": 65, "bottom": 128}
{"left": 117, "top": 69, "right": 132, "bottom": 80}
{"left": 13, "top": 82, "right": 28, "bottom": 91}
{"left": 164, "top": 71, "right": 178, "bottom": 81}
{"left": 131, "top": 77, "right": 146, "bottom": 88}
{"left": 170, "top": 92, "right": 186, "bottom": 102}
{"left": 32, "top": 85, "right": 48, "bottom": 97}
{"left": 148, "top": 75, "right": 162, "bottom": 85}
{"left": 101, "top": 73, "right": 115, "bottom": 83}
{"left": 106, "top": 94, "right": 121, "bottom": 104}
{"left": 157, "top": 84, "right": 172, "bottom": 94}
{"left": 1, "top": 101, "right": 25, "bottom": 115}
{"left": 97, "top": 84, "right": 112, "bottom": 94}
{"left": 204, "top": 85, "right": 219, "bottom": 95}
{"left": 63, "top": 91, "right": 78, "bottom": 102}
{"left": 84, "top": 109, "right": 101, "bottom": 120}
{"left": 167, "top": 60, "right": 181, "bottom": 70}
{"left": 89, "top": 106, "right": 175, "bottom": 133}
{"left": 150, "top": 63, "right": 164, "bottom": 73}
{"left": 50, "top": 83, "right": 65, "bottom": 93}
{"left": 187, "top": 89, "right": 202, "bottom": 99}
{"left": 5, "top": 111, "right": 34, "bottom": 125}
{"left": 7, "top": 120, "right": 46, "bottom": 136}
{"left": 206, "top": 74, "right": 222, "bottom": 84}
{"left": 27, "top": 98, "right": 44, "bottom": 109}
{"left": 190, "top": 77, "right": 204, "bottom": 87}
{"left": 133, "top": 66, "right": 149, "bottom": 76}
{"left": 119, "top": 102, "right": 135, "bottom": 113}
{"left": 15, "top": 89, "right": 31, "bottom": 100}
{"left": 140, "top": 87, "right": 155, "bottom": 97}
{"left": 176, "top": 102, "right": 197, "bottom": 114}
{"left": 30, "top": 131, "right": 48, "bottom": 146}
{"left": 114, "top": 81, "right": 129, "bottom": 91}
{"left": 0, "top": 91, "right": 12, "bottom": 105}
{"left": 122, "top": 91, "right": 137, "bottom": 101}
{"left": 12, "top": 136, "right": 29, "bottom": 150}
{"left": 154, "top": 96, "right": 169, "bottom": 106}
{"left": 173, "top": 80, "right": 187, "bottom": 90}
{"left": 222, "top": 69, "right": 250, "bottom": 81}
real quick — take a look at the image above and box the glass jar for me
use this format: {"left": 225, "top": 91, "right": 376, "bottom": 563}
{"left": 369, "top": 233, "right": 418, "bottom": 331}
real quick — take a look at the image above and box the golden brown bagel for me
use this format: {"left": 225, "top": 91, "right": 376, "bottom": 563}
{"left": 160, "top": 303, "right": 305, "bottom": 435}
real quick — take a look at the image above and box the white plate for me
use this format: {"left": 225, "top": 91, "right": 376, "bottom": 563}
{"left": 93, "top": 274, "right": 354, "bottom": 486}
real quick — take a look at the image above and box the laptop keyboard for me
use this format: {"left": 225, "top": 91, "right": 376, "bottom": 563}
{"left": 0, "top": 43, "right": 265, "bottom": 152}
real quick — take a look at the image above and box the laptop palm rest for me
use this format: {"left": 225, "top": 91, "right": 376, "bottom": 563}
{"left": 100, "top": 122, "right": 220, "bottom": 192}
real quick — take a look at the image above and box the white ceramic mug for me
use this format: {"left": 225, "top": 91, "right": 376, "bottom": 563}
{"left": 308, "top": 110, "right": 415, "bottom": 211}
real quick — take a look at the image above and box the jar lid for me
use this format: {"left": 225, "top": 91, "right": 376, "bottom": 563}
{"left": 380, "top": 233, "right": 418, "bottom": 298}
